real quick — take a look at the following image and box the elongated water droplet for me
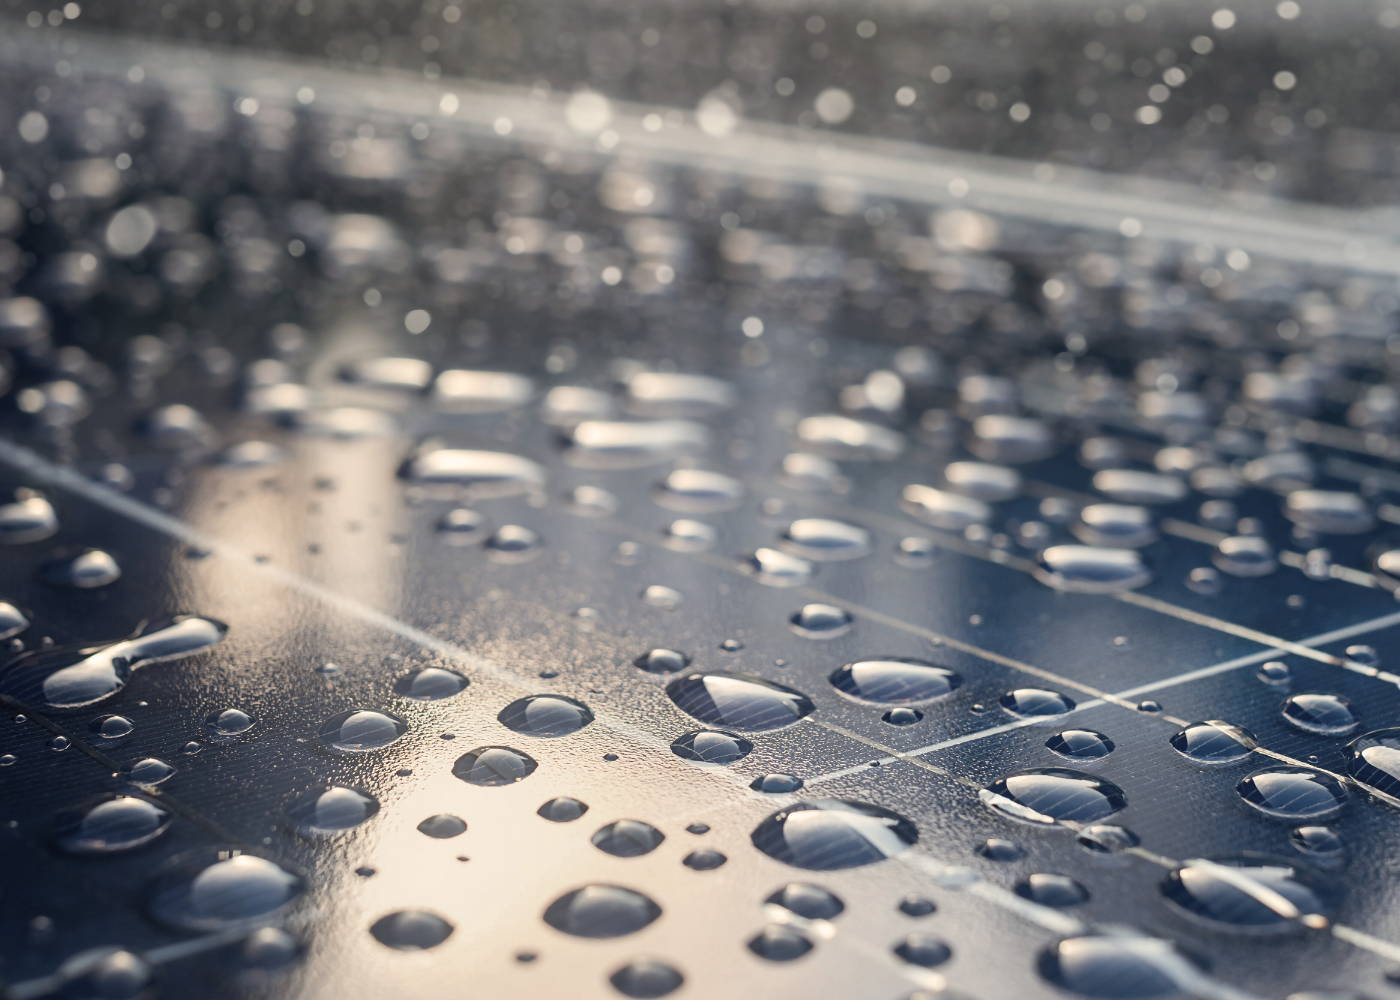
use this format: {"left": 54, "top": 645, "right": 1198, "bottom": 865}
{"left": 1035, "top": 545, "right": 1150, "bottom": 593}
{"left": 1236, "top": 768, "right": 1347, "bottom": 821}
{"left": 53, "top": 795, "right": 171, "bottom": 854}
{"left": 543, "top": 885, "right": 661, "bottom": 938}
{"left": 147, "top": 853, "right": 303, "bottom": 931}
{"left": 829, "top": 658, "right": 960, "bottom": 704}
{"left": 498, "top": 695, "right": 594, "bottom": 737}
{"left": 751, "top": 800, "right": 917, "bottom": 870}
{"left": 980, "top": 769, "right": 1126, "bottom": 825}
{"left": 317, "top": 709, "right": 407, "bottom": 752}
{"left": 452, "top": 746, "right": 537, "bottom": 785}
{"left": 399, "top": 446, "right": 545, "bottom": 496}
{"left": 666, "top": 673, "right": 814, "bottom": 731}
{"left": 1161, "top": 857, "right": 1329, "bottom": 932}
{"left": 287, "top": 786, "right": 379, "bottom": 834}
{"left": 370, "top": 910, "right": 455, "bottom": 950}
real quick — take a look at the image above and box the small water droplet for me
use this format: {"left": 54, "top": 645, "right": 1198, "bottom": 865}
{"left": 1170, "top": 721, "right": 1258, "bottom": 764}
{"left": 417, "top": 814, "right": 467, "bottom": 838}
{"left": 671, "top": 730, "right": 753, "bottom": 764}
{"left": 1045, "top": 730, "right": 1114, "bottom": 761}
{"left": 609, "top": 959, "right": 684, "bottom": 998}
{"left": 1015, "top": 873, "right": 1089, "bottom": 908}
{"left": 788, "top": 603, "right": 853, "bottom": 639}
{"left": 39, "top": 547, "right": 122, "bottom": 589}
{"left": 766, "top": 883, "right": 844, "bottom": 920}
{"left": 205, "top": 708, "right": 256, "bottom": 737}
{"left": 747, "top": 926, "right": 813, "bottom": 961}
{"left": 1161, "top": 857, "right": 1328, "bottom": 932}
{"left": 999, "top": 688, "right": 1075, "bottom": 719}
{"left": 370, "top": 910, "right": 455, "bottom": 950}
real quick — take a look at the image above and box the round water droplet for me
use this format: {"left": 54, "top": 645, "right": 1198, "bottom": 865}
{"left": 610, "top": 959, "right": 683, "bottom": 998}
{"left": 978, "top": 837, "right": 1024, "bottom": 861}
{"left": 744, "top": 547, "right": 814, "bottom": 588}
{"left": 667, "top": 673, "right": 814, "bottom": 731}
{"left": 417, "top": 814, "right": 467, "bottom": 839}
{"left": 395, "top": 667, "right": 468, "bottom": 701}
{"left": 498, "top": 695, "right": 594, "bottom": 737}
{"left": 539, "top": 796, "right": 589, "bottom": 822}
{"left": 1045, "top": 730, "right": 1114, "bottom": 761}
{"left": 898, "top": 896, "right": 937, "bottom": 917}
{"left": 670, "top": 730, "right": 753, "bottom": 765}
{"left": 751, "top": 799, "right": 917, "bottom": 870}
{"left": 287, "top": 786, "right": 378, "bottom": 834}
{"left": 1213, "top": 535, "right": 1277, "bottom": 577}
{"left": 1015, "top": 873, "right": 1089, "bottom": 908}
{"left": 893, "top": 935, "right": 951, "bottom": 968}
{"left": 1257, "top": 661, "right": 1292, "bottom": 685}
{"left": 747, "top": 926, "right": 812, "bottom": 962}
{"left": 751, "top": 773, "right": 803, "bottom": 793}
{"left": 91, "top": 714, "right": 134, "bottom": 739}
{"left": 789, "top": 603, "right": 853, "bottom": 639}
{"left": 1290, "top": 825, "right": 1344, "bottom": 863}
{"left": 205, "top": 708, "right": 256, "bottom": 737}
{"left": 0, "top": 493, "right": 58, "bottom": 544}
{"left": 829, "top": 658, "right": 961, "bottom": 704}
{"left": 1281, "top": 693, "right": 1358, "bottom": 736}
{"left": 241, "top": 927, "right": 301, "bottom": 969}
{"left": 318, "top": 709, "right": 407, "bottom": 752}
{"left": 452, "top": 746, "right": 537, "bottom": 786}
{"left": 147, "top": 852, "right": 303, "bottom": 931}
{"left": 1344, "top": 728, "right": 1400, "bottom": 806}
{"left": 883, "top": 707, "right": 923, "bottom": 726}
{"left": 980, "top": 769, "right": 1127, "bottom": 825}
{"left": 766, "top": 883, "right": 844, "bottom": 920}
{"left": 1169, "top": 720, "right": 1258, "bottom": 764}
{"left": 1035, "top": 545, "right": 1150, "bottom": 593}
{"left": 780, "top": 518, "right": 871, "bottom": 561}
{"left": 370, "top": 910, "right": 454, "bottom": 950}
{"left": 436, "top": 508, "right": 485, "bottom": 540}
{"left": 40, "top": 547, "right": 122, "bottom": 588}
{"left": 663, "top": 519, "right": 716, "bottom": 551}
{"left": 1073, "top": 504, "right": 1156, "bottom": 548}
{"left": 641, "top": 584, "right": 683, "bottom": 610}
{"left": 999, "top": 688, "right": 1075, "bottom": 719}
{"left": 1076, "top": 824, "right": 1139, "bottom": 853}
{"left": 1161, "top": 857, "right": 1328, "bottom": 933}
{"left": 1237, "top": 768, "right": 1347, "bottom": 821}
{"left": 1283, "top": 489, "right": 1374, "bottom": 535}
{"left": 543, "top": 885, "right": 661, "bottom": 938}
{"left": 635, "top": 648, "right": 689, "bottom": 674}
{"left": 653, "top": 469, "right": 743, "bottom": 513}
{"left": 123, "top": 758, "right": 175, "bottom": 786}
{"left": 56, "top": 948, "right": 150, "bottom": 1000}
{"left": 0, "top": 600, "right": 29, "bottom": 640}
{"left": 1039, "top": 935, "right": 1199, "bottom": 999}
{"left": 54, "top": 795, "right": 171, "bottom": 854}
{"left": 592, "top": 820, "right": 665, "bottom": 858}
{"left": 485, "top": 524, "right": 542, "bottom": 560}
{"left": 683, "top": 849, "right": 726, "bottom": 871}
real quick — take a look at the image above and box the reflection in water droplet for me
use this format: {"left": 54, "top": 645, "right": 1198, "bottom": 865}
{"left": 417, "top": 814, "right": 467, "bottom": 839}
{"left": 287, "top": 786, "right": 379, "bottom": 834}
{"left": 1161, "top": 857, "right": 1328, "bottom": 932}
{"left": 592, "top": 820, "right": 665, "bottom": 857}
{"left": 1039, "top": 935, "right": 1198, "bottom": 999}
{"left": 744, "top": 547, "right": 814, "bottom": 587}
{"left": 54, "top": 795, "right": 171, "bottom": 854}
{"left": 751, "top": 799, "right": 917, "bottom": 870}
{"left": 147, "top": 853, "right": 303, "bottom": 931}
{"left": 1281, "top": 693, "right": 1358, "bottom": 736}
{"left": 747, "top": 926, "right": 813, "bottom": 961}
{"left": 543, "top": 885, "right": 661, "bottom": 938}
{"left": 780, "top": 518, "right": 871, "bottom": 561}
{"left": 789, "top": 603, "right": 853, "bottom": 639}
{"left": 893, "top": 935, "right": 952, "bottom": 968}
{"left": 1213, "top": 536, "right": 1277, "bottom": 577}
{"left": 0, "top": 600, "right": 29, "bottom": 639}
{"left": 900, "top": 484, "right": 991, "bottom": 531}
{"left": 999, "top": 688, "right": 1075, "bottom": 719}
{"left": 635, "top": 648, "right": 690, "bottom": 674}
{"left": 1073, "top": 504, "right": 1156, "bottom": 548}
{"left": 498, "top": 695, "right": 594, "bottom": 737}
{"left": 0, "top": 615, "right": 228, "bottom": 710}
{"left": 1170, "top": 721, "right": 1258, "bottom": 764}
{"left": 1034, "top": 545, "right": 1150, "bottom": 593}
{"left": 980, "top": 769, "right": 1127, "bottom": 825}
{"left": 670, "top": 730, "right": 753, "bottom": 764}
{"left": 92, "top": 714, "right": 134, "bottom": 739}
{"left": 1344, "top": 728, "right": 1400, "bottom": 806}
{"left": 318, "top": 709, "right": 407, "bottom": 752}
{"left": 399, "top": 446, "right": 545, "bottom": 496}
{"left": 395, "top": 667, "right": 469, "bottom": 701}
{"left": 1015, "top": 873, "right": 1089, "bottom": 908}
{"left": 751, "top": 773, "right": 804, "bottom": 794}
{"left": 610, "top": 959, "right": 684, "bottom": 998}
{"left": 40, "top": 547, "right": 122, "bottom": 588}
{"left": 653, "top": 469, "right": 743, "bottom": 513}
{"left": 0, "top": 493, "right": 58, "bottom": 544}
{"left": 829, "top": 658, "right": 960, "bottom": 704}
{"left": 1237, "top": 768, "right": 1347, "bottom": 820}
{"left": 538, "top": 797, "right": 589, "bottom": 822}
{"left": 452, "top": 746, "right": 537, "bottom": 785}
{"left": 370, "top": 910, "right": 455, "bottom": 950}
{"left": 206, "top": 708, "right": 256, "bottom": 737}
{"left": 766, "top": 883, "right": 845, "bottom": 920}
{"left": 1045, "top": 730, "right": 1114, "bottom": 761}
{"left": 667, "top": 673, "right": 815, "bottom": 731}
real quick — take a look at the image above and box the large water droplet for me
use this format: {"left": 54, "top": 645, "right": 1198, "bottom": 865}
{"left": 751, "top": 799, "right": 917, "bottom": 870}
{"left": 1169, "top": 721, "right": 1258, "bottom": 764}
{"left": 980, "top": 769, "right": 1127, "bottom": 825}
{"left": 765, "top": 883, "right": 845, "bottom": 920}
{"left": 670, "top": 730, "right": 753, "bottom": 764}
{"left": 1344, "top": 728, "right": 1400, "bottom": 806}
{"left": 543, "top": 885, "right": 661, "bottom": 938}
{"left": 795, "top": 414, "right": 903, "bottom": 460}
{"left": 829, "top": 658, "right": 961, "bottom": 704}
{"left": 317, "top": 709, "right": 407, "bottom": 752}
{"left": 609, "top": 959, "right": 684, "bottom": 998}
{"left": 1035, "top": 545, "right": 1150, "bottom": 593}
{"left": 399, "top": 446, "right": 545, "bottom": 496}
{"left": 653, "top": 469, "right": 743, "bottom": 513}
{"left": 900, "top": 484, "right": 991, "bottom": 531}
{"left": 1073, "top": 504, "right": 1156, "bottom": 548}
{"left": 1161, "top": 857, "right": 1328, "bottom": 932}
{"left": 780, "top": 518, "right": 871, "bottom": 561}
{"left": 592, "top": 820, "right": 665, "bottom": 857}
{"left": 53, "top": 795, "right": 171, "bottom": 854}
{"left": 999, "top": 688, "right": 1075, "bottom": 719}
{"left": 1038, "top": 935, "right": 1200, "bottom": 999}
{"left": 370, "top": 910, "right": 455, "bottom": 950}
{"left": 147, "top": 853, "right": 303, "bottom": 931}
{"left": 1281, "top": 693, "right": 1358, "bottom": 736}
{"left": 498, "top": 695, "right": 594, "bottom": 737}
{"left": 567, "top": 420, "right": 709, "bottom": 468}
{"left": 538, "top": 797, "right": 589, "bottom": 822}
{"left": 287, "top": 786, "right": 379, "bottom": 834}
{"left": 0, "top": 492, "right": 58, "bottom": 544}
{"left": 417, "top": 814, "right": 467, "bottom": 839}
{"left": 40, "top": 548, "right": 122, "bottom": 588}
{"left": 1236, "top": 768, "right": 1347, "bottom": 821}
{"left": 206, "top": 708, "right": 256, "bottom": 737}
{"left": 0, "top": 616, "right": 227, "bottom": 710}
{"left": 395, "top": 667, "right": 468, "bottom": 701}
{"left": 666, "top": 673, "right": 814, "bottom": 731}
{"left": 452, "top": 746, "right": 537, "bottom": 785}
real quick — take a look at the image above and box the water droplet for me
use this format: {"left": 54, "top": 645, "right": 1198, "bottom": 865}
{"left": 205, "top": 708, "right": 256, "bottom": 737}
{"left": 944, "top": 461, "right": 1022, "bottom": 502}
{"left": 744, "top": 548, "right": 814, "bottom": 588}
{"left": 123, "top": 757, "right": 175, "bottom": 786}
{"left": 653, "top": 469, "right": 743, "bottom": 513}
{"left": 498, "top": 695, "right": 594, "bottom": 737}
{"left": 435, "top": 508, "right": 485, "bottom": 540}
{"left": 1045, "top": 730, "right": 1114, "bottom": 761}
{"left": 1162, "top": 857, "right": 1328, "bottom": 932}
{"left": 898, "top": 896, "right": 937, "bottom": 917}
{"left": 567, "top": 420, "right": 709, "bottom": 468}
{"left": 671, "top": 730, "right": 753, "bottom": 764}
{"left": 999, "top": 688, "right": 1075, "bottom": 719}
{"left": 431, "top": 369, "right": 533, "bottom": 413}
{"left": 485, "top": 524, "right": 542, "bottom": 560}
{"left": 1237, "top": 767, "right": 1347, "bottom": 820}
{"left": 780, "top": 518, "right": 871, "bottom": 561}
{"left": 626, "top": 372, "right": 735, "bottom": 417}
{"left": 789, "top": 603, "right": 853, "bottom": 639}
{"left": 829, "top": 658, "right": 961, "bottom": 704}
{"left": 0, "top": 616, "right": 227, "bottom": 710}
{"left": 900, "top": 484, "right": 991, "bottom": 531}
{"left": 54, "top": 795, "right": 171, "bottom": 854}
{"left": 1076, "top": 824, "right": 1139, "bottom": 853}
{"left": 55, "top": 948, "right": 150, "bottom": 1000}
{"left": 1344, "top": 728, "right": 1400, "bottom": 806}
{"left": 592, "top": 820, "right": 665, "bottom": 857}
{"left": 610, "top": 959, "right": 684, "bottom": 998}
{"left": 1290, "top": 825, "right": 1344, "bottom": 863}
{"left": 883, "top": 707, "right": 923, "bottom": 726}
{"left": 796, "top": 414, "right": 903, "bottom": 460}
{"left": 91, "top": 714, "right": 134, "bottom": 739}
{"left": 287, "top": 786, "right": 379, "bottom": 834}
{"left": 1073, "top": 504, "right": 1156, "bottom": 548}
{"left": 1039, "top": 935, "right": 1200, "bottom": 999}
{"left": 751, "top": 799, "right": 917, "bottom": 870}
{"left": 0, "top": 493, "right": 58, "bottom": 544}
{"left": 39, "top": 547, "right": 122, "bottom": 588}
{"left": 1169, "top": 720, "right": 1259, "bottom": 764}
{"left": 978, "top": 837, "right": 1024, "bottom": 861}
{"left": 666, "top": 673, "right": 814, "bottom": 731}
{"left": 1091, "top": 469, "right": 1186, "bottom": 505}
{"left": 1015, "top": 873, "right": 1089, "bottom": 908}
{"left": 399, "top": 446, "right": 545, "bottom": 496}
{"left": 747, "top": 926, "right": 813, "bottom": 961}
{"left": 635, "top": 648, "right": 689, "bottom": 675}
{"left": 452, "top": 746, "right": 537, "bottom": 785}
{"left": 1034, "top": 545, "right": 1150, "bottom": 593}
{"left": 538, "top": 796, "right": 589, "bottom": 822}
{"left": 662, "top": 519, "right": 716, "bottom": 552}
{"left": 395, "top": 667, "right": 468, "bottom": 701}
{"left": 893, "top": 935, "right": 952, "bottom": 968}
{"left": 0, "top": 601, "right": 29, "bottom": 640}
{"left": 543, "top": 885, "right": 661, "bottom": 938}
{"left": 417, "top": 814, "right": 467, "bottom": 838}
{"left": 370, "top": 910, "right": 455, "bottom": 950}
{"left": 968, "top": 415, "right": 1054, "bottom": 463}
{"left": 1212, "top": 535, "right": 1278, "bottom": 577}
{"left": 766, "top": 883, "right": 844, "bottom": 920}
{"left": 147, "top": 852, "right": 303, "bottom": 931}
{"left": 683, "top": 849, "right": 726, "bottom": 871}
{"left": 241, "top": 927, "right": 301, "bottom": 969}
{"left": 751, "top": 773, "right": 803, "bottom": 793}
{"left": 1281, "top": 693, "right": 1358, "bottom": 736}
{"left": 1257, "top": 660, "right": 1292, "bottom": 685}
{"left": 340, "top": 356, "right": 433, "bottom": 392}
{"left": 980, "top": 769, "right": 1127, "bottom": 825}
{"left": 641, "top": 584, "right": 683, "bottom": 610}
{"left": 318, "top": 709, "right": 407, "bottom": 752}
{"left": 1284, "top": 489, "right": 1374, "bottom": 535}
